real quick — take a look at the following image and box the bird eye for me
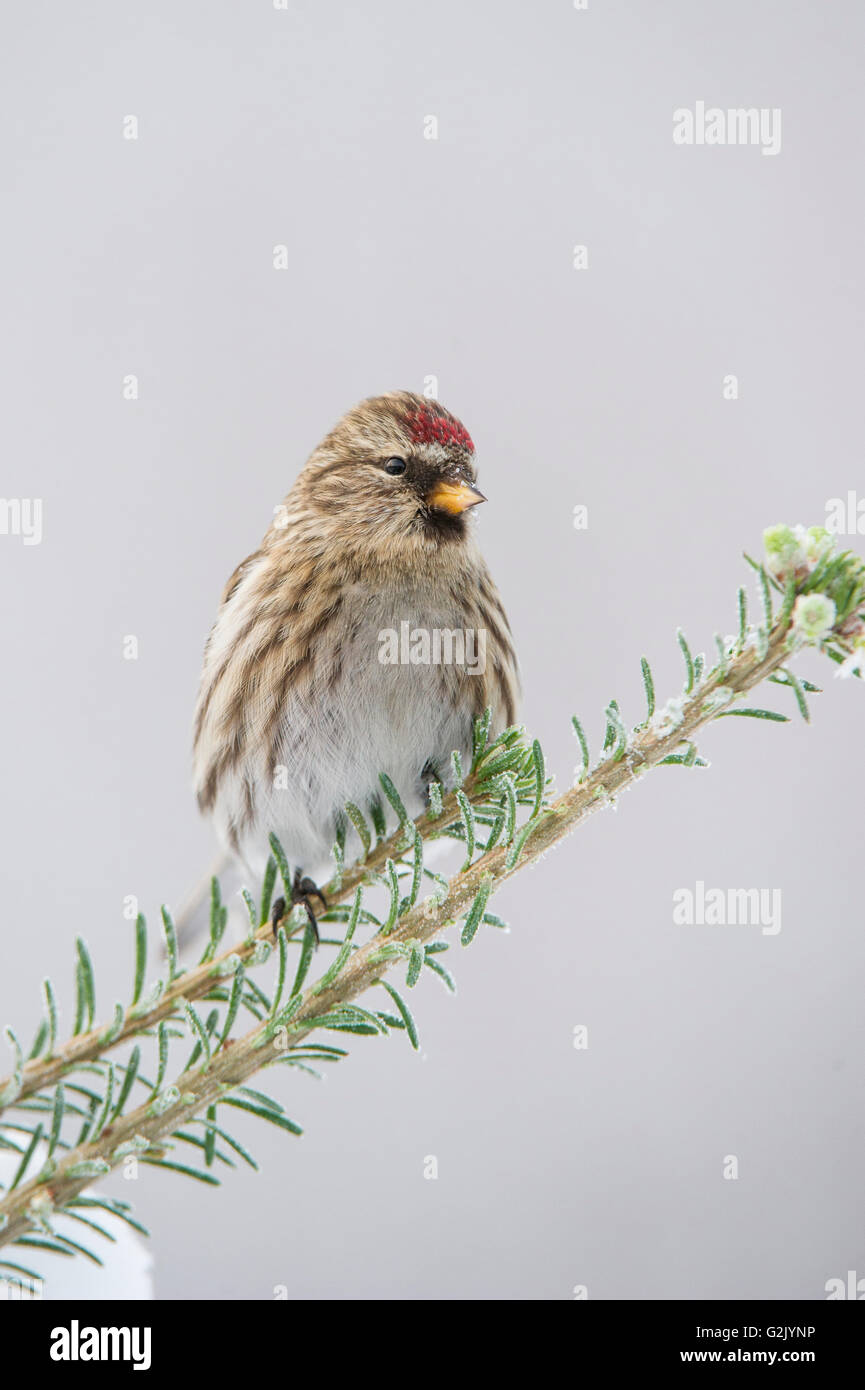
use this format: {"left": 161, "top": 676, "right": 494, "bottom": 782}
{"left": 384, "top": 457, "right": 407, "bottom": 476}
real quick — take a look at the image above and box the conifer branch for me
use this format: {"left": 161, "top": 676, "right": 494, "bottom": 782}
{"left": 1, "top": 524, "right": 862, "bottom": 1274}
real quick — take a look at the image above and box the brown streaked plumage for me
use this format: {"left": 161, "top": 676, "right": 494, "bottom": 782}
{"left": 192, "top": 391, "right": 520, "bottom": 885}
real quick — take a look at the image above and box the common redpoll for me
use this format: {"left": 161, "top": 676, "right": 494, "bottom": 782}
{"left": 191, "top": 391, "right": 520, "bottom": 922}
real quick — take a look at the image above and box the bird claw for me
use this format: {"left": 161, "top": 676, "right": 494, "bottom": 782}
{"left": 270, "top": 871, "right": 327, "bottom": 946}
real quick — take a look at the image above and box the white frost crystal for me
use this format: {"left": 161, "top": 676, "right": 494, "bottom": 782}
{"left": 836, "top": 638, "right": 865, "bottom": 680}
{"left": 651, "top": 696, "right": 686, "bottom": 735}
{"left": 791, "top": 593, "right": 836, "bottom": 642}
{"left": 703, "top": 685, "right": 734, "bottom": 712}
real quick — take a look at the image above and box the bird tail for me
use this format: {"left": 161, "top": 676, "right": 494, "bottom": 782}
{"left": 170, "top": 849, "right": 247, "bottom": 956}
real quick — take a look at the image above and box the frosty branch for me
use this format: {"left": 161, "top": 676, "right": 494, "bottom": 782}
{"left": 1, "top": 524, "right": 862, "bottom": 1272}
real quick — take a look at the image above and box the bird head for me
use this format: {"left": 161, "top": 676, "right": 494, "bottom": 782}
{"left": 295, "top": 392, "right": 486, "bottom": 548}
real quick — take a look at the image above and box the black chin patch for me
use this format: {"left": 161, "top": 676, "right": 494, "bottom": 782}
{"left": 414, "top": 506, "right": 468, "bottom": 543}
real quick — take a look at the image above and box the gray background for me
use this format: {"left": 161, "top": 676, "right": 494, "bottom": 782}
{"left": 1, "top": 0, "right": 863, "bottom": 1300}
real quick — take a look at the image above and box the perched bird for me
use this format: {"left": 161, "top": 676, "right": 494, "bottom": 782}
{"left": 191, "top": 391, "right": 520, "bottom": 927}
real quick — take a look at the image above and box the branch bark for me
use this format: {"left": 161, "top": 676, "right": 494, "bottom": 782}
{"left": 0, "top": 614, "right": 798, "bottom": 1247}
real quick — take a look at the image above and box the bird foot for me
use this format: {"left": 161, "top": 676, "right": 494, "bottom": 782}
{"left": 271, "top": 869, "right": 327, "bottom": 945}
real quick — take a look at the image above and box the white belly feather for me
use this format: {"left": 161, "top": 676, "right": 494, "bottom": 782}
{"left": 211, "top": 582, "right": 477, "bottom": 880}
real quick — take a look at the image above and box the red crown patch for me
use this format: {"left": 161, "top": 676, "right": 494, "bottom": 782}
{"left": 405, "top": 407, "right": 474, "bottom": 453}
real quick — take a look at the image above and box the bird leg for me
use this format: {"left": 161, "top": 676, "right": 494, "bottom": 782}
{"left": 270, "top": 869, "right": 327, "bottom": 945}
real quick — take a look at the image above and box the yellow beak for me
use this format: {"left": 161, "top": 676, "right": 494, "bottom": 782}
{"left": 425, "top": 480, "right": 487, "bottom": 515}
